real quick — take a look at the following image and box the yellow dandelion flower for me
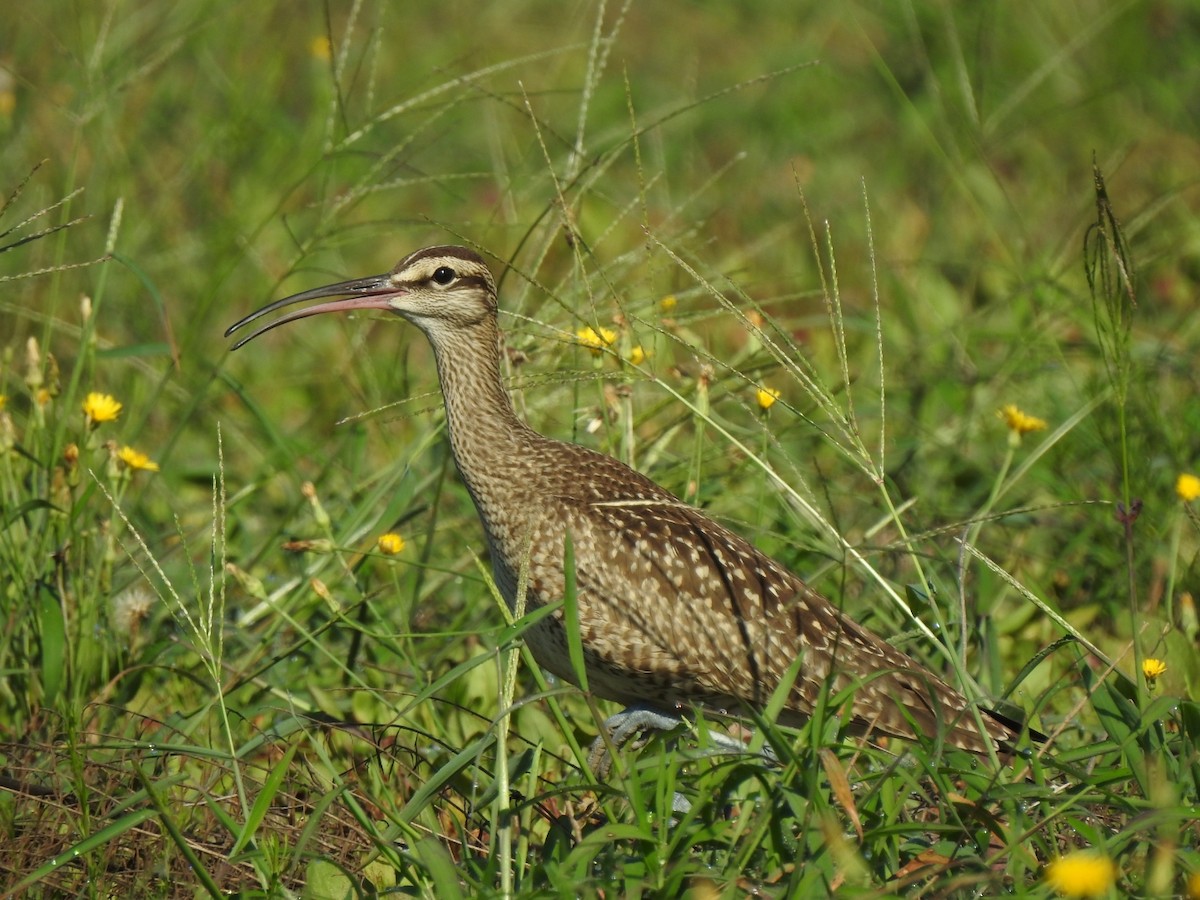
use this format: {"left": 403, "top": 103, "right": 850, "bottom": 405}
{"left": 575, "top": 326, "right": 617, "bottom": 355}
{"left": 1187, "top": 871, "right": 1200, "bottom": 900}
{"left": 1177, "top": 473, "right": 1200, "bottom": 502}
{"left": 1044, "top": 851, "right": 1117, "bottom": 898}
{"left": 310, "top": 36, "right": 332, "bottom": 61}
{"left": 627, "top": 345, "right": 648, "bottom": 366}
{"left": 660, "top": 295, "right": 678, "bottom": 312}
{"left": 755, "top": 386, "right": 781, "bottom": 411}
{"left": 83, "top": 392, "right": 122, "bottom": 425}
{"left": 377, "top": 533, "right": 406, "bottom": 555}
{"left": 999, "top": 404, "right": 1047, "bottom": 436}
{"left": 36, "top": 388, "right": 52, "bottom": 407}
{"left": 117, "top": 446, "right": 159, "bottom": 472}
{"left": 0, "top": 395, "right": 6, "bottom": 411}
{"left": 1142, "top": 658, "right": 1166, "bottom": 681}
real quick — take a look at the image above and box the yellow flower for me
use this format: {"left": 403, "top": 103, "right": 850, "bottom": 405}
{"left": 377, "top": 533, "right": 406, "bottom": 555}
{"left": 755, "top": 386, "right": 781, "bottom": 411}
{"left": 36, "top": 388, "right": 52, "bottom": 407}
{"left": 1187, "top": 871, "right": 1200, "bottom": 900}
{"left": 660, "top": 295, "right": 677, "bottom": 312}
{"left": 1177, "top": 473, "right": 1200, "bottom": 502}
{"left": 1142, "top": 658, "right": 1166, "bottom": 681}
{"left": 999, "top": 404, "right": 1047, "bottom": 436}
{"left": 0, "top": 394, "right": 6, "bottom": 411}
{"left": 310, "top": 35, "right": 332, "bottom": 61}
{"left": 83, "top": 392, "right": 122, "bottom": 425}
{"left": 117, "top": 446, "right": 159, "bottom": 472}
{"left": 627, "top": 345, "right": 648, "bottom": 366}
{"left": 575, "top": 326, "right": 617, "bottom": 355}
{"left": 1043, "top": 851, "right": 1117, "bottom": 898}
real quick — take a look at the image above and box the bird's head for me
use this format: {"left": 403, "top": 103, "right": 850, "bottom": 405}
{"left": 225, "top": 245, "right": 498, "bottom": 349}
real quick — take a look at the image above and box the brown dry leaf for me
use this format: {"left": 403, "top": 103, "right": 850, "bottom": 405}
{"left": 894, "top": 848, "right": 953, "bottom": 881}
{"left": 819, "top": 747, "right": 863, "bottom": 841}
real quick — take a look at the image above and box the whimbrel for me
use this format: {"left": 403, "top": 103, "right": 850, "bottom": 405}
{"left": 227, "top": 245, "right": 1030, "bottom": 758}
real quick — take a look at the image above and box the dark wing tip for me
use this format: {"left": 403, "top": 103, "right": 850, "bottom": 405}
{"left": 983, "top": 706, "right": 1047, "bottom": 754}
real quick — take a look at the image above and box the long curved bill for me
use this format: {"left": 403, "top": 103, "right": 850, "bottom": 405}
{"left": 225, "top": 274, "right": 402, "bottom": 350}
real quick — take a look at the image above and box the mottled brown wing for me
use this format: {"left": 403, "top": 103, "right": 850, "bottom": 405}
{"left": 552, "top": 487, "right": 1014, "bottom": 754}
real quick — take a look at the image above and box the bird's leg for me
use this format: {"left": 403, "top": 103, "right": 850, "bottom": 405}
{"left": 588, "top": 706, "right": 782, "bottom": 777}
{"left": 587, "top": 707, "right": 781, "bottom": 816}
{"left": 587, "top": 704, "right": 689, "bottom": 779}
{"left": 705, "top": 726, "right": 776, "bottom": 759}
{"left": 588, "top": 705, "right": 697, "bottom": 814}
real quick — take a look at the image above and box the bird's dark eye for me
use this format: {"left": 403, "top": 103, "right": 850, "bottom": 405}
{"left": 431, "top": 266, "right": 456, "bottom": 286}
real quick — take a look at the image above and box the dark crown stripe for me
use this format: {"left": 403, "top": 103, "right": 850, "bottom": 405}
{"left": 398, "top": 245, "right": 485, "bottom": 268}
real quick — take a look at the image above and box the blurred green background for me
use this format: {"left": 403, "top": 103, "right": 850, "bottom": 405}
{"left": 6, "top": 0, "right": 1196, "bottom": 568}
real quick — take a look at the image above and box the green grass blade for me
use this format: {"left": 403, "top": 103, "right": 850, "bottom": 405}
{"left": 133, "top": 764, "right": 226, "bottom": 898}
{"left": 1, "top": 806, "right": 160, "bottom": 899}
{"left": 562, "top": 529, "right": 588, "bottom": 692}
{"left": 228, "top": 740, "right": 299, "bottom": 858}
{"left": 37, "top": 583, "right": 65, "bottom": 707}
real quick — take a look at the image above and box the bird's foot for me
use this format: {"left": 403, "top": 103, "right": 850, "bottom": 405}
{"left": 588, "top": 705, "right": 694, "bottom": 813}
{"left": 587, "top": 706, "right": 780, "bottom": 815}
{"left": 587, "top": 704, "right": 688, "bottom": 780}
